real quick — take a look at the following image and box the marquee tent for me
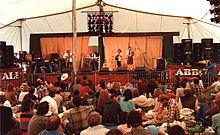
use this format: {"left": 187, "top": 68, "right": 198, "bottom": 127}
{"left": 0, "top": 0, "right": 220, "bottom": 54}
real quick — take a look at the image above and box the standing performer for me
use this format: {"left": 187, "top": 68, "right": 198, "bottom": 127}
{"left": 115, "top": 49, "right": 122, "bottom": 67}
{"left": 63, "top": 48, "right": 72, "bottom": 68}
{"left": 126, "top": 46, "right": 134, "bottom": 71}
{"left": 89, "top": 50, "right": 99, "bottom": 71}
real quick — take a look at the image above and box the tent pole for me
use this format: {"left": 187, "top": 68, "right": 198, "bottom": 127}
{"left": 72, "top": 0, "right": 77, "bottom": 75}
{"left": 20, "top": 20, "right": 23, "bottom": 51}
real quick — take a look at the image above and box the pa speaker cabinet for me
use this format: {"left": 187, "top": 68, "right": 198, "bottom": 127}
{"left": 202, "top": 38, "right": 213, "bottom": 60}
{"left": 156, "top": 58, "right": 165, "bottom": 71}
{"left": 173, "top": 43, "right": 183, "bottom": 65}
{"left": 100, "top": 67, "right": 109, "bottom": 72}
{"left": 80, "top": 67, "right": 92, "bottom": 72}
{"left": 193, "top": 43, "right": 203, "bottom": 63}
{"left": 117, "top": 67, "right": 127, "bottom": 72}
{"left": 135, "top": 67, "right": 146, "bottom": 71}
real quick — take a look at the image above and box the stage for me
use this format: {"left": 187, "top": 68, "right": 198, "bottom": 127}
{"left": 1, "top": 64, "right": 218, "bottom": 88}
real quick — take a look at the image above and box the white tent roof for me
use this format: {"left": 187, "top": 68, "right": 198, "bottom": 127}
{"left": 0, "top": 0, "right": 220, "bottom": 52}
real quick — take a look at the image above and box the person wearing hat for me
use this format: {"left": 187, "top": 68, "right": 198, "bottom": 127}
{"left": 55, "top": 73, "right": 69, "bottom": 92}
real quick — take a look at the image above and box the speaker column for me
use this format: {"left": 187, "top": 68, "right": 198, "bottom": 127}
{"left": 156, "top": 58, "right": 165, "bottom": 71}
{"left": 193, "top": 43, "right": 202, "bottom": 63}
{"left": 0, "top": 41, "right": 6, "bottom": 69}
{"left": 213, "top": 43, "right": 220, "bottom": 63}
{"left": 5, "top": 45, "right": 14, "bottom": 68}
{"left": 173, "top": 43, "right": 183, "bottom": 65}
{"left": 182, "top": 39, "right": 193, "bottom": 65}
{"left": 202, "top": 38, "right": 213, "bottom": 60}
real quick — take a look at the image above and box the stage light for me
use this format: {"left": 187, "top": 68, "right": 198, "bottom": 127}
{"left": 210, "top": 16, "right": 220, "bottom": 23}
{"left": 86, "top": 11, "right": 114, "bottom": 34}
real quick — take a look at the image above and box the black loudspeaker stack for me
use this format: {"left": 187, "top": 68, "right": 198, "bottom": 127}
{"left": 193, "top": 43, "right": 203, "bottom": 63}
{"left": 213, "top": 43, "right": 220, "bottom": 63}
{"left": 0, "top": 41, "right": 14, "bottom": 69}
{"left": 156, "top": 58, "right": 165, "bottom": 71}
{"left": 182, "top": 39, "right": 193, "bottom": 65}
{"left": 202, "top": 38, "right": 213, "bottom": 60}
{"left": 0, "top": 41, "right": 6, "bottom": 69}
{"left": 173, "top": 43, "right": 183, "bottom": 65}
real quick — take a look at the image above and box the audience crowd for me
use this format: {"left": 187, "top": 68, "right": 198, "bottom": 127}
{"left": 1, "top": 73, "right": 220, "bottom": 135}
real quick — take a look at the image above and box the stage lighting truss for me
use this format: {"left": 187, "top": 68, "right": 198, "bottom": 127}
{"left": 84, "top": 11, "right": 115, "bottom": 34}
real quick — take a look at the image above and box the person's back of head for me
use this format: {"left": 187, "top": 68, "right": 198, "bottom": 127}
{"left": 48, "top": 87, "right": 56, "bottom": 97}
{"left": 46, "top": 115, "right": 61, "bottom": 131}
{"left": 88, "top": 111, "right": 101, "bottom": 127}
{"left": 73, "top": 90, "right": 80, "bottom": 96}
{"left": 29, "top": 86, "right": 35, "bottom": 94}
{"left": 183, "top": 89, "right": 193, "bottom": 97}
{"left": 7, "top": 83, "right": 14, "bottom": 92}
{"left": 106, "top": 128, "right": 123, "bottom": 135}
{"left": 180, "top": 82, "right": 187, "bottom": 88}
{"left": 123, "top": 89, "right": 133, "bottom": 101}
{"left": 72, "top": 95, "right": 81, "bottom": 107}
{"left": 168, "top": 125, "right": 185, "bottom": 135}
{"left": 21, "top": 98, "right": 35, "bottom": 112}
{"left": 127, "top": 110, "right": 142, "bottom": 128}
{"left": 37, "top": 101, "right": 49, "bottom": 115}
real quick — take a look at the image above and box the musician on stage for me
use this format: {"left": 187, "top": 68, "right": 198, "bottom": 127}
{"left": 115, "top": 49, "right": 122, "bottom": 67}
{"left": 126, "top": 46, "right": 134, "bottom": 71}
{"left": 63, "top": 48, "right": 72, "bottom": 68}
{"left": 89, "top": 50, "right": 98, "bottom": 71}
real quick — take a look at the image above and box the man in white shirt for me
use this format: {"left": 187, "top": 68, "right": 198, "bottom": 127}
{"left": 63, "top": 48, "right": 72, "bottom": 68}
{"left": 40, "top": 87, "right": 58, "bottom": 116}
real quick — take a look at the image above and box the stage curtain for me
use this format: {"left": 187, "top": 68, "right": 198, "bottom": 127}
{"left": 104, "top": 36, "right": 162, "bottom": 70}
{"left": 40, "top": 37, "right": 89, "bottom": 71}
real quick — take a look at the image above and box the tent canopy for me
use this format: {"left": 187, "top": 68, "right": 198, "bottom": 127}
{"left": 0, "top": 0, "right": 220, "bottom": 52}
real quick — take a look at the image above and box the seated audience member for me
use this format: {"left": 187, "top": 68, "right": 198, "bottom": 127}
{"left": 195, "top": 99, "right": 209, "bottom": 125}
{"left": 66, "top": 96, "right": 94, "bottom": 134}
{"left": 212, "top": 92, "right": 220, "bottom": 134}
{"left": 70, "top": 78, "right": 82, "bottom": 97}
{"left": 0, "top": 95, "right": 19, "bottom": 135}
{"left": 158, "top": 94, "right": 180, "bottom": 123}
{"left": 180, "top": 89, "right": 198, "bottom": 111}
{"left": 80, "top": 111, "right": 109, "bottom": 135}
{"left": 191, "top": 78, "right": 204, "bottom": 100}
{"left": 53, "top": 87, "right": 63, "bottom": 108}
{"left": 102, "top": 94, "right": 122, "bottom": 127}
{"left": 28, "top": 101, "right": 49, "bottom": 135}
{"left": 97, "top": 89, "right": 110, "bottom": 113}
{"left": 40, "top": 87, "right": 58, "bottom": 116}
{"left": 23, "top": 86, "right": 39, "bottom": 105}
{"left": 20, "top": 98, "right": 35, "bottom": 135}
{"left": 119, "top": 89, "right": 135, "bottom": 112}
{"left": 206, "top": 94, "right": 220, "bottom": 124}
{"left": 123, "top": 83, "right": 137, "bottom": 92}
{"left": 147, "top": 78, "right": 158, "bottom": 97}
{"left": 125, "top": 110, "right": 152, "bottom": 135}
{"left": 106, "top": 129, "right": 123, "bottom": 135}
{"left": 168, "top": 125, "right": 185, "bottom": 135}
{"left": 152, "top": 88, "right": 164, "bottom": 112}
{"left": 39, "top": 115, "right": 64, "bottom": 135}
{"left": 137, "top": 78, "right": 148, "bottom": 96}
{"left": 111, "top": 79, "right": 121, "bottom": 91}
{"left": 132, "top": 89, "right": 154, "bottom": 109}
{"left": 117, "top": 112, "right": 131, "bottom": 134}
{"left": 18, "top": 83, "right": 29, "bottom": 102}
{"left": 4, "top": 83, "right": 17, "bottom": 106}
{"left": 78, "top": 80, "right": 94, "bottom": 97}
{"left": 175, "top": 81, "right": 187, "bottom": 101}
{"left": 157, "top": 79, "right": 167, "bottom": 94}
{"left": 88, "top": 79, "right": 96, "bottom": 93}
{"left": 81, "top": 93, "right": 90, "bottom": 106}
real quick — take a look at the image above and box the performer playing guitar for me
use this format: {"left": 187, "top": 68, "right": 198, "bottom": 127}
{"left": 115, "top": 49, "right": 122, "bottom": 67}
{"left": 63, "top": 48, "right": 72, "bottom": 68}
